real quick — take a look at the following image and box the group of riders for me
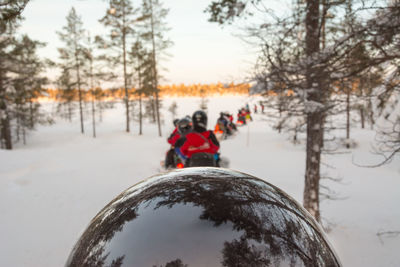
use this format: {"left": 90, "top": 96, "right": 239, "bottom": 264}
{"left": 214, "top": 112, "right": 237, "bottom": 139}
{"left": 165, "top": 110, "right": 220, "bottom": 169}
{"left": 236, "top": 107, "right": 253, "bottom": 126}
{"left": 214, "top": 106, "right": 253, "bottom": 139}
{"left": 164, "top": 106, "right": 253, "bottom": 169}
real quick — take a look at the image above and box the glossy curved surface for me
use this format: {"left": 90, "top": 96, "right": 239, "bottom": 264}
{"left": 66, "top": 168, "right": 341, "bottom": 267}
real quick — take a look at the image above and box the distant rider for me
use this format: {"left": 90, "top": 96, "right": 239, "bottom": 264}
{"left": 238, "top": 109, "right": 246, "bottom": 125}
{"left": 217, "top": 112, "right": 233, "bottom": 137}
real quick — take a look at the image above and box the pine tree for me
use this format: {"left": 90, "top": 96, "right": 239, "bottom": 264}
{"left": 1, "top": 1, "right": 43, "bottom": 149}
{"left": 0, "top": 0, "right": 29, "bottom": 33}
{"left": 11, "top": 35, "right": 47, "bottom": 144}
{"left": 0, "top": 29, "right": 15, "bottom": 149}
{"left": 83, "top": 33, "right": 98, "bottom": 138}
{"left": 57, "top": 7, "right": 87, "bottom": 134}
{"left": 130, "top": 39, "right": 148, "bottom": 135}
{"left": 97, "top": 0, "right": 142, "bottom": 133}
{"left": 141, "top": 0, "right": 172, "bottom": 137}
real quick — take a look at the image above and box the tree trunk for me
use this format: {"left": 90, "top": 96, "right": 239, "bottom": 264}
{"left": 319, "top": 0, "right": 328, "bottom": 151}
{"left": 368, "top": 98, "right": 374, "bottom": 129}
{"left": 360, "top": 107, "right": 365, "bottom": 128}
{"left": 321, "top": 0, "right": 327, "bottom": 50}
{"left": 122, "top": 1, "right": 130, "bottom": 133}
{"left": 22, "top": 125, "right": 26, "bottom": 145}
{"left": 137, "top": 53, "right": 143, "bottom": 135}
{"left": 16, "top": 105, "right": 20, "bottom": 142}
{"left": 68, "top": 102, "right": 72, "bottom": 122}
{"left": 139, "top": 93, "right": 143, "bottom": 135}
{"left": 154, "top": 91, "right": 162, "bottom": 136}
{"left": 75, "top": 53, "right": 84, "bottom": 134}
{"left": 0, "top": 72, "right": 12, "bottom": 150}
{"left": 1, "top": 115, "right": 12, "bottom": 150}
{"left": 89, "top": 58, "right": 96, "bottom": 138}
{"left": 151, "top": 96, "right": 156, "bottom": 123}
{"left": 304, "top": 112, "right": 323, "bottom": 221}
{"left": 29, "top": 99, "right": 34, "bottom": 129}
{"left": 303, "top": 0, "right": 322, "bottom": 222}
{"left": 149, "top": 0, "right": 162, "bottom": 137}
{"left": 91, "top": 92, "right": 96, "bottom": 138}
{"left": 346, "top": 86, "right": 351, "bottom": 148}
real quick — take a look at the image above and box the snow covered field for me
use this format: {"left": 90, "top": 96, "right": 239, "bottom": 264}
{"left": 0, "top": 95, "right": 399, "bottom": 266}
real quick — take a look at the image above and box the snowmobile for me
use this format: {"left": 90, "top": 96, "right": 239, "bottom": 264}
{"left": 214, "top": 122, "right": 237, "bottom": 140}
{"left": 185, "top": 152, "right": 217, "bottom": 167}
{"left": 229, "top": 120, "right": 238, "bottom": 131}
{"left": 163, "top": 149, "right": 185, "bottom": 169}
{"left": 185, "top": 152, "right": 229, "bottom": 168}
{"left": 163, "top": 152, "right": 229, "bottom": 169}
{"left": 214, "top": 123, "right": 230, "bottom": 140}
{"left": 236, "top": 114, "right": 247, "bottom": 126}
{"left": 236, "top": 118, "right": 245, "bottom": 126}
{"left": 172, "top": 153, "right": 185, "bottom": 169}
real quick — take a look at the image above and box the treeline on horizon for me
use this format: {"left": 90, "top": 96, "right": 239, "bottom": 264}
{"left": 36, "top": 83, "right": 251, "bottom": 101}
{"left": 37, "top": 78, "right": 382, "bottom": 102}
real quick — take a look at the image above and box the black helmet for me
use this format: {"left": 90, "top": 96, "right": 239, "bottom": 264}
{"left": 177, "top": 118, "right": 192, "bottom": 135}
{"left": 66, "top": 168, "right": 342, "bottom": 267}
{"left": 192, "top": 110, "right": 207, "bottom": 129}
{"left": 173, "top": 119, "right": 179, "bottom": 127}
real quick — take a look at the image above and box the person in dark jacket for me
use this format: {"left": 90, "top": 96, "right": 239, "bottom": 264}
{"left": 175, "top": 110, "right": 220, "bottom": 166}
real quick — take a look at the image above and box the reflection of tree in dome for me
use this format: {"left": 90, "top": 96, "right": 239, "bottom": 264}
{"left": 66, "top": 170, "right": 340, "bottom": 267}
{"left": 153, "top": 258, "right": 188, "bottom": 267}
{"left": 221, "top": 237, "right": 270, "bottom": 266}
{"left": 66, "top": 199, "right": 139, "bottom": 266}
{"left": 148, "top": 176, "right": 337, "bottom": 266}
{"left": 82, "top": 247, "right": 125, "bottom": 267}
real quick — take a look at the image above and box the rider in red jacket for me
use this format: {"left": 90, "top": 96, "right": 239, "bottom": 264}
{"left": 175, "top": 110, "right": 220, "bottom": 163}
{"left": 165, "top": 118, "right": 192, "bottom": 169}
{"left": 167, "top": 119, "right": 180, "bottom": 146}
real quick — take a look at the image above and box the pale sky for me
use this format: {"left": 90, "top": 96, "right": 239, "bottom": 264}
{"left": 20, "top": 0, "right": 260, "bottom": 85}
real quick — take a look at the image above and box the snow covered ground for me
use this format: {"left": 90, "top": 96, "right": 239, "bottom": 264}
{"left": 0, "top": 95, "right": 399, "bottom": 266}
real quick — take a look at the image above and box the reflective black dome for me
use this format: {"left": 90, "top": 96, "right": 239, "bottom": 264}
{"left": 66, "top": 168, "right": 341, "bottom": 267}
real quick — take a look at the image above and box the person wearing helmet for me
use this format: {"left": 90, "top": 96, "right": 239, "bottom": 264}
{"left": 177, "top": 117, "right": 192, "bottom": 135}
{"left": 218, "top": 112, "right": 229, "bottom": 128}
{"left": 165, "top": 119, "right": 181, "bottom": 169}
{"left": 175, "top": 110, "right": 220, "bottom": 167}
{"left": 165, "top": 118, "right": 193, "bottom": 169}
{"left": 217, "top": 112, "right": 234, "bottom": 138}
{"left": 237, "top": 109, "right": 245, "bottom": 125}
{"left": 227, "top": 112, "right": 237, "bottom": 131}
